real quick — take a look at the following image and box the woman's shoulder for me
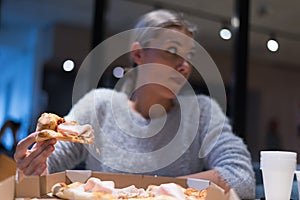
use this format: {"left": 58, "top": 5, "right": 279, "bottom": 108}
{"left": 179, "top": 94, "right": 212, "bottom": 106}
{"left": 196, "top": 94, "right": 225, "bottom": 110}
{"left": 179, "top": 94, "right": 226, "bottom": 115}
{"left": 69, "top": 88, "right": 127, "bottom": 111}
{"left": 83, "top": 88, "right": 127, "bottom": 101}
{"left": 91, "top": 87, "right": 116, "bottom": 95}
{"left": 196, "top": 94, "right": 211, "bottom": 103}
{"left": 65, "top": 88, "right": 127, "bottom": 121}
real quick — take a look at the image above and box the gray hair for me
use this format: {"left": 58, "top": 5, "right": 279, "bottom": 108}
{"left": 132, "top": 9, "right": 197, "bottom": 47}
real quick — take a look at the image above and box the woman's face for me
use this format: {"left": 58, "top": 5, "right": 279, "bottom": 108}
{"left": 135, "top": 27, "right": 195, "bottom": 99}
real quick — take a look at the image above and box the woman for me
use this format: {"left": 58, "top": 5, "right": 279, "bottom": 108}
{"left": 14, "top": 9, "right": 255, "bottom": 199}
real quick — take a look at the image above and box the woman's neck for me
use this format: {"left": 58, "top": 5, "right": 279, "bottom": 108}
{"left": 129, "top": 89, "right": 174, "bottom": 119}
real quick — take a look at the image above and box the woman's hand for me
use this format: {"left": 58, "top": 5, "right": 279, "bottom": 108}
{"left": 14, "top": 132, "right": 57, "bottom": 176}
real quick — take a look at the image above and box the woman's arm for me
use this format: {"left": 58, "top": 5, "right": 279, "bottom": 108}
{"left": 196, "top": 96, "right": 255, "bottom": 199}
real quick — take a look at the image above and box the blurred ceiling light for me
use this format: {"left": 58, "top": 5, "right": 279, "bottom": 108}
{"left": 63, "top": 59, "right": 75, "bottom": 72}
{"left": 113, "top": 66, "right": 124, "bottom": 78}
{"left": 231, "top": 16, "right": 240, "bottom": 28}
{"left": 219, "top": 27, "right": 232, "bottom": 40}
{"left": 267, "top": 37, "right": 279, "bottom": 52}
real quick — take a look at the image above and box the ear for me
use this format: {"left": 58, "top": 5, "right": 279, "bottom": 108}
{"left": 130, "top": 42, "right": 143, "bottom": 65}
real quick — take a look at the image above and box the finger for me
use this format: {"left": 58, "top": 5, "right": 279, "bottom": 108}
{"left": 17, "top": 141, "right": 55, "bottom": 170}
{"left": 19, "top": 144, "right": 55, "bottom": 175}
{"left": 17, "top": 139, "right": 56, "bottom": 170}
{"left": 33, "top": 163, "right": 47, "bottom": 176}
{"left": 14, "top": 132, "right": 39, "bottom": 161}
{"left": 25, "top": 145, "right": 54, "bottom": 175}
{"left": 23, "top": 162, "right": 46, "bottom": 176}
{"left": 31, "top": 138, "right": 57, "bottom": 151}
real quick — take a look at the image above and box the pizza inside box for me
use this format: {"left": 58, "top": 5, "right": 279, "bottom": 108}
{"left": 0, "top": 170, "right": 240, "bottom": 200}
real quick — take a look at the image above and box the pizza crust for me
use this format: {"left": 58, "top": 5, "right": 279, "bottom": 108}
{"left": 36, "top": 129, "right": 94, "bottom": 144}
{"left": 36, "top": 113, "right": 65, "bottom": 131}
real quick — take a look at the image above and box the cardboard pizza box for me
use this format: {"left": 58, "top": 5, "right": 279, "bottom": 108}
{"left": 0, "top": 170, "right": 240, "bottom": 200}
{"left": 0, "top": 153, "right": 16, "bottom": 182}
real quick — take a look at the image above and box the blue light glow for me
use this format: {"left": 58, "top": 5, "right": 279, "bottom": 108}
{"left": 0, "top": 26, "right": 53, "bottom": 150}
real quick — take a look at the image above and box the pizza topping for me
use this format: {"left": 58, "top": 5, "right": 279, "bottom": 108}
{"left": 51, "top": 177, "right": 207, "bottom": 200}
{"left": 148, "top": 183, "right": 186, "bottom": 200}
{"left": 36, "top": 113, "right": 65, "bottom": 131}
{"left": 57, "top": 122, "right": 94, "bottom": 137}
{"left": 113, "top": 185, "right": 149, "bottom": 198}
{"left": 185, "top": 188, "right": 207, "bottom": 198}
{"left": 35, "top": 112, "right": 95, "bottom": 144}
{"left": 84, "top": 177, "right": 115, "bottom": 193}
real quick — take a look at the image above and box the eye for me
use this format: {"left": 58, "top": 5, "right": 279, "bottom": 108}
{"left": 166, "top": 47, "right": 178, "bottom": 55}
{"left": 186, "top": 52, "right": 194, "bottom": 60}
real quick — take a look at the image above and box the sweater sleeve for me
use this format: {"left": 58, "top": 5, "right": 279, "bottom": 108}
{"left": 47, "top": 141, "right": 88, "bottom": 173}
{"left": 199, "top": 97, "right": 255, "bottom": 199}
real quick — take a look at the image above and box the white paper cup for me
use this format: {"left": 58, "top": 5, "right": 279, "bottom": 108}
{"left": 261, "top": 151, "right": 296, "bottom": 161}
{"left": 260, "top": 151, "right": 297, "bottom": 200}
{"left": 295, "top": 171, "right": 300, "bottom": 200}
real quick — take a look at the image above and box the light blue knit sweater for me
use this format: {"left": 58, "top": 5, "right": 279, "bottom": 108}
{"left": 47, "top": 88, "right": 255, "bottom": 199}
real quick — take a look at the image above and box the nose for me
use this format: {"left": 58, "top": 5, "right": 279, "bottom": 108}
{"left": 176, "top": 59, "right": 190, "bottom": 74}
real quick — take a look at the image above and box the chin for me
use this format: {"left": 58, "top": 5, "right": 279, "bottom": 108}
{"left": 155, "top": 84, "right": 182, "bottom": 99}
{"left": 162, "top": 88, "right": 179, "bottom": 99}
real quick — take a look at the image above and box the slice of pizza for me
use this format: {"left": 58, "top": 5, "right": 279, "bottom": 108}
{"left": 35, "top": 113, "right": 94, "bottom": 144}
